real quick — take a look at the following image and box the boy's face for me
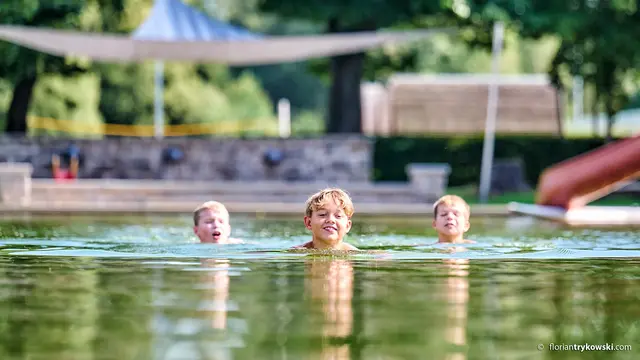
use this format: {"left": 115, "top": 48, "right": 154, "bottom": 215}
{"left": 432, "top": 203, "right": 470, "bottom": 238}
{"left": 304, "top": 200, "right": 352, "bottom": 247}
{"left": 194, "top": 209, "right": 231, "bottom": 243}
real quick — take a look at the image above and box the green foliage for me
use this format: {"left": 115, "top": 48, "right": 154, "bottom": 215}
{"left": 291, "top": 110, "right": 325, "bottom": 135}
{"left": 90, "top": 0, "right": 278, "bottom": 132}
{"left": 0, "top": 0, "right": 96, "bottom": 134}
{"left": 467, "top": 0, "right": 640, "bottom": 137}
{"left": 257, "top": 0, "right": 470, "bottom": 84}
{"left": 96, "top": 62, "right": 276, "bottom": 130}
{"left": 0, "top": 80, "right": 10, "bottom": 129}
{"left": 258, "top": 0, "right": 449, "bottom": 31}
{"left": 0, "top": 0, "right": 278, "bottom": 135}
{"left": 0, "top": 0, "right": 87, "bottom": 82}
{"left": 29, "top": 72, "right": 104, "bottom": 136}
{"left": 96, "top": 63, "right": 154, "bottom": 126}
{"left": 227, "top": 12, "right": 329, "bottom": 130}
{"left": 373, "top": 136, "right": 610, "bottom": 186}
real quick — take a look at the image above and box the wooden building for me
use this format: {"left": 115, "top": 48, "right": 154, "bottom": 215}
{"left": 361, "top": 74, "right": 563, "bottom": 136}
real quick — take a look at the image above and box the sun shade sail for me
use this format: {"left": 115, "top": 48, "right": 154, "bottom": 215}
{"left": 0, "top": 25, "right": 447, "bottom": 65}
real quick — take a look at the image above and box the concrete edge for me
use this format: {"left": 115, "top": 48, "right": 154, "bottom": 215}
{"left": 0, "top": 201, "right": 510, "bottom": 217}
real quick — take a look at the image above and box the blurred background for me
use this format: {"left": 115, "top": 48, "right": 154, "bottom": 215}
{"left": 1, "top": 0, "right": 639, "bottom": 139}
{"left": 1, "top": 0, "right": 640, "bottom": 204}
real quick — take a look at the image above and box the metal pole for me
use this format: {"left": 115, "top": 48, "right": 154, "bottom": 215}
{"left": 154, "top": 60, "right": 165, "bottom": 139}
{"left": 478, "top": 22, "right": 505, "bottom": 203}
{"left": 572, "top": 75, "right": 584, "bottom": 123}
{"left": 278, "top": 98, "right": 291, "bottom": 138}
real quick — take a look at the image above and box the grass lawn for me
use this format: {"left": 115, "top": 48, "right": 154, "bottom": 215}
{"left": 448, "top": 185, "right": 640, "bottom": 206}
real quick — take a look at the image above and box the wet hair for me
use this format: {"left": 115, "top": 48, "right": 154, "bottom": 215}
{"left": 433, "top": 195, "right": 470, "bottom": 219}
{"left": 304, "top": 188, "right": 354, "bottom": 218}
{"left": 193, "top": 201, "right": 229, "bottom": 225}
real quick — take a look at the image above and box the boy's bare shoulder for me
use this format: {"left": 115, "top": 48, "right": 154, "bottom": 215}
{"left": 339, "top": 243, "right": 360, "bottom": 251}
{"left": 288, "top": 241, "right": 360, "bottom": 251}
{"left": 291, "top": 241, "right": 314, "bottom": 249}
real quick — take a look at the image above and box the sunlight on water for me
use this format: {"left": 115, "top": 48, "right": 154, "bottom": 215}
{"left": 1, "top": 215, "right": 639, "bottom": 260}
{"left": 0, "top": 215, "right": 638, "bottom": 359}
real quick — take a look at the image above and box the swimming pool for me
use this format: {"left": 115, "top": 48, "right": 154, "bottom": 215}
{"left": 0, "top": 215, "right": 638, "bottom": 359}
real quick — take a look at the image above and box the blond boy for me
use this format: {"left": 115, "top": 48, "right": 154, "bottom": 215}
{"left": 432, "top": 195, "right": 474, "bottom": 243}
{"left": 193, "top": 201, "right": 242, "bottom": 244}
{"left": 293, "top": 188, "right": 359, "bottom": 250}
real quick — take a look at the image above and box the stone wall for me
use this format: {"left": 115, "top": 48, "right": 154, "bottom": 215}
{"left": 0, "top": 135, "right": 373, "bottom": 182}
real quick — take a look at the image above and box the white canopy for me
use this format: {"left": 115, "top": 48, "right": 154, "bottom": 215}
{"left": 0, "top": 0, "right": 453, "bottom": 138}
{"left": 0, "top": 24, "right": 447, "bottom": 65}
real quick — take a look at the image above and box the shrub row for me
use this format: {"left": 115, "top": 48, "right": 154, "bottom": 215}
{"left": 373, "top": 136, "right": 611, "bottom": 187}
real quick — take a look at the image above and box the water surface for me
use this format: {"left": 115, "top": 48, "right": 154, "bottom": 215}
{"left": 0, "top": 215, "right": 638, "bottom": 359}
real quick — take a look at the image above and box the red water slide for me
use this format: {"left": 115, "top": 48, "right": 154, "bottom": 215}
{"left": 536, "top": 134, "right": 640, "bottom": 210}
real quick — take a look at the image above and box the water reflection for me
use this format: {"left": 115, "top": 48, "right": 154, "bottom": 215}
{"left": 442, "top": 259, "right": 469, "bottom": 360}
{"left": 0, "top": 250, "right": 638, "bottom": 360}
{"left": 156, "top": 258, "right": 240, "bottom": 360}
{"left": 305, "top": 258, "right": 355, "bottom": 360}
{"left": 200, "top": 259, "right": 231, "bottom": 330}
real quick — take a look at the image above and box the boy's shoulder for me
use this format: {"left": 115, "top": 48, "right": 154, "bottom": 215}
{"left": 291, "top": 241, "right": 314, "bottom": 249}
{"left": 290, "top": 241, "right": 359, "bottom": 251}
{"left": 339, "top": 243, "right": 360, "bottom": 250}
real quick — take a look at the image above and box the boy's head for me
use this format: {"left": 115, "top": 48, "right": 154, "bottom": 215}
{"left": 304, "top": 188, "right": 354, "bottom": 247}
{"left": 432, "top": 195, "right": 470, "bottom": 241}
{"left": 193, "top": 201, "right": 231, "bottom": 243}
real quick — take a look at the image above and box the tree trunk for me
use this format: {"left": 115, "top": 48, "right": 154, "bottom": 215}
{"left": 327, "top": 52, "right": 365, "bottom": 133}
{"left": 605, "top": 97, "right": 616, "bottom": 143}
{"left": 325, "top": 18, "right": 369, "bottom": 134}
{"left": 554, "top": 85, "right": 565, "bottom": 139}
{"left": 5, "top": 75, "right": 38, "bottom": 133}
{"left": 591, "top": 94, "right": 600, "bottom": 138}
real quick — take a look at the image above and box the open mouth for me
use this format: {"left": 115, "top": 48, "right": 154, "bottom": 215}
{"left": 212, "top": 230, "right": 222, "bottom": 238}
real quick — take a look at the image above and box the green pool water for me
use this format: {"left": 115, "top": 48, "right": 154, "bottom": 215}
{"left": 0, "top": 215, "right": 638, "bottom": 359}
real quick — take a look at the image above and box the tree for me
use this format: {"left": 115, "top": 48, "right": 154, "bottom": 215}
{"left": 0, "top": 0, "right": 278, "bottom": 137}
{"left": 94, "top": 0, "right": 278, "bottom": 134}
{"left": 257, "top": 0, "right": 463, "bottom": 134}
{"left": 469, "top": 0, "right": 640, "bottom": 140}
{"left": 0, "top": 0, "right": 89, "bottom": 133}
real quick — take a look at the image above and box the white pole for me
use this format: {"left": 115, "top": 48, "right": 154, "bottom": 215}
{"left": 572, "top": 75, "right": 584, "bottom": 122}
{"left": 278, "top": 98, "right": 291, "bottom": 138}
{"left": 478, "top": 22, "right": 505, "bottom": 203}
{"left": 154, "top": 60, "right": 165, "bottom": 139}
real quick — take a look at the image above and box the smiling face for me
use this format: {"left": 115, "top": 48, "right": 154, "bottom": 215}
{"left": 304, "top": 199, "right": 352, "bottom": 249}
{"left": 433, "top": 203, "right": 470, "bottom": 242}
{"left": 194, "top": 208, "right": 231, "bottom": 243}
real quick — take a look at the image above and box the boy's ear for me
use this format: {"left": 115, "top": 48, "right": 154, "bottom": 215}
{"left": 464, "top": 220, "right": 470, "bottom": 232}
{"left": 432, "top": 219, "right": 437, "bottom": 229}
{"left": 303, "top": 216, "right": 312, "bottom": 230}
{"left": 345, "top": 219, "right": 352, "bottom": 233}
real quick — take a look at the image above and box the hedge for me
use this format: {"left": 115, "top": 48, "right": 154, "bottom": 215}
{"left": 373, "top": 136, "right": 611, "bottom": 187}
